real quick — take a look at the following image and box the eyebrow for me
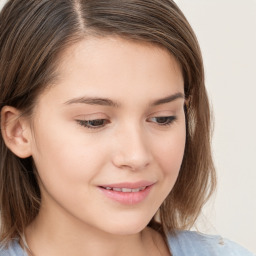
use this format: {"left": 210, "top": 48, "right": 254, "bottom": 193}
{"left": 63, "top": 92, "right": 184, "bottom": 107}
{"left": 151, "top": 92, "right": 184, "bottom": 106}
{"left": 64, "top": 97, "right": 120, "bottom": 107}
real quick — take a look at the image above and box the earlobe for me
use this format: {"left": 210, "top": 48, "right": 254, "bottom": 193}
{"left": 1, "top": 106, "right": 32, "bottom": 158}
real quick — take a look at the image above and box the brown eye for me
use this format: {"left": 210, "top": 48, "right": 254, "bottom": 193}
{"left": 148, "top": 116, "right": 176, "bottom": 126}
{"left": 76, "top": 119, "right": 109, "bottom": 129}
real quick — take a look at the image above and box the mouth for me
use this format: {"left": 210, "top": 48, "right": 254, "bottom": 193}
{"left": 100, "top": 186, "right": 147, "bottom": 193}
{"left": 98, "top": 182, "right": 154, "bottom": 205}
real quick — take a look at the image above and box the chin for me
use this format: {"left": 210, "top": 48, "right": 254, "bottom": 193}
{"left": 101, "top": 216, "right": 151, "bottom": 236}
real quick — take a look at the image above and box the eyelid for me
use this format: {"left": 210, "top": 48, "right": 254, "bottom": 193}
{"left": 74, "top": 112, "right": 108, "bottom": 120}
{"left": 146, "top": 107, "right": 178, "bottom": 126}
{"left": 75, "top": 118, "right": 110, "bottom": 129}
{"left": 74, "top": 113, "right": 111, "bottom": 130}
{"left": 147, "top": 115, "right": 177, "bottom": 126}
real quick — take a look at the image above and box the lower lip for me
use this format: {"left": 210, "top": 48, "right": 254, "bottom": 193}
{"left": 98, "top": 185, "right": 153, "bottom": 205}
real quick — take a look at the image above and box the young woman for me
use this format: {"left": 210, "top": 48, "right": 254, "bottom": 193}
{"left": 0, "top": 0, "right": 254, "bottom": 255}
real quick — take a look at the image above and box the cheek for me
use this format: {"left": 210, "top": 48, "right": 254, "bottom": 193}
{"left": 30, "top": 118, "right": 105, "bottom": 188}
{"left": 143, "top": 124, "right": 186, "bottom": 215}
{"left": 30, "top": 126, "right": 106, "bottom": 213}
{"left": 155, "top": 125, "right": 186, "bottom": 177}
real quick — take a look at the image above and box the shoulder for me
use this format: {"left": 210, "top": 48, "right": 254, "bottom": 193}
{"left": 0, "top": 239, "right": 27, "bottom": 256}
{"left": 167, "top": 230, "right": 255, "bottom": 256}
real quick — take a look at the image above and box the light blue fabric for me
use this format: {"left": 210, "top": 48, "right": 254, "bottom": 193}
{"left": 0, "top": 231, "right": 255, "bottom": 255}
{"left": 168, "top": 231, "right": 255, "bottom": 256}
{"left": 0, "top": 239, "right": 27, "bottom": 256}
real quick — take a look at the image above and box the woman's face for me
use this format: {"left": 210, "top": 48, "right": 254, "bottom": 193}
{"left": 29, "top": 36, "right": 186, "bottom": 235}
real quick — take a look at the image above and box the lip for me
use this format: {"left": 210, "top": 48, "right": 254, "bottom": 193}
{"left": 98, "top": 181, "right": 155, "bottom": 205}
{"left": 99, "top": 181, "right": 154, "bottom": 189}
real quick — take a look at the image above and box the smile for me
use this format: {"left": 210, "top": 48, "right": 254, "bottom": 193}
{"left": 101, "top": 186, "right": 147, "bottom": 192}
{"left": 98, "top": 182, "right": 154, "bottom": 205}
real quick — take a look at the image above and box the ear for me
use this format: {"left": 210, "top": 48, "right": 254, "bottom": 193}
{"left": 1, "top": 106, "right": 32, "bottom": 158}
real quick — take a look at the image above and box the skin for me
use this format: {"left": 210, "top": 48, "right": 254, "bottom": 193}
{"left": 4, "top": 37, "right": 186, "bottom": 255}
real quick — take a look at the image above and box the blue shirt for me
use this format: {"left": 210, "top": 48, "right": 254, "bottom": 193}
{"left": 0, "top": 231, "right": 255, "bottom": 255}
{"left": 168, "top": 231, "right": 255, "bottom": 255}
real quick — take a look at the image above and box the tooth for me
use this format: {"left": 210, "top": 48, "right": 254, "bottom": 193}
{"left": 108, "top": 186, "right": 147, "bottom": 192}
{"left": 113, "top": 188, "right": 122, "bottom": 192}
{"left": 122, "top": 188, "right": 132, "bottom": 192}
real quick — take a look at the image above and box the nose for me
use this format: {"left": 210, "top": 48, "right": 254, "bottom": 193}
{"left": 112, "top": 124, "right": 152, "bottom": 171}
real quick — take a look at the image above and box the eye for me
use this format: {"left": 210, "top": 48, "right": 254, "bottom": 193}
{"left": 76, "top": 119, "right": 110, "bottom": 129}
{"left": 148, "top": 116, "right": 177, "bottom": 126}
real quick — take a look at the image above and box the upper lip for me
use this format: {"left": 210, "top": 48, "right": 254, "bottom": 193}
{"left": 99, "top": 181, "right": 155, "bottom": 189}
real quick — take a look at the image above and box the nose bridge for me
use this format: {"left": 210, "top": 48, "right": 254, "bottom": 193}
{"left": 112, "top": 121, "right": 151, "bottom": 170}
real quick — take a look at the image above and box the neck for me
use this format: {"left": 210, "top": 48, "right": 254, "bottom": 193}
{"left": 25, "top": 206, "right": 157, "bottom": 256}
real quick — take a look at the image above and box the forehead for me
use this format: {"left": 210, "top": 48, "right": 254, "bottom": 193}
{"left": 38, "top": 36, "right": 184, "bottom": 107}
{"left": 56, "top": 36, "right": 182, "bottom": 81}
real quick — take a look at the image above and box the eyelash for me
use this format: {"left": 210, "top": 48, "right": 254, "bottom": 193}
{"left": 76, "top": 119, "right": 110, "bottom": 129}
{"left": 76, "top": 116, "right": 177, "bottom": 129}
{"left": 148, "top": 116, "right": 177, "bottom": 126}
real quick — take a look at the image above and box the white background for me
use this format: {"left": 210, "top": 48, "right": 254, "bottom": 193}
{"left": 176, "top": 0, "right": 256, "bottom": 253}
{"left": 1, "top": 0, "right": 256, "bottom": 253}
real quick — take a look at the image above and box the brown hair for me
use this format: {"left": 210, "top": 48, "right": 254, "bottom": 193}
{"left": 0, "top": 0, "right": 216, "bottom": 244}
